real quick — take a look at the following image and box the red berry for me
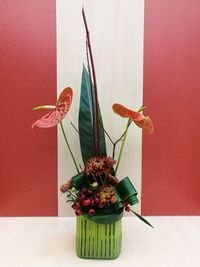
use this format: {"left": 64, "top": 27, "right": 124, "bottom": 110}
{"left": 88, "top": 209, "right": 95, "bottom": 216}
{"left": 90, "top": 199, "right": 95, "bottom": 206}
{"left": 75, "top": 202, "right": 80, "bottom": 209}
{"left": 75, "top": 209, "right": 82, "bottom": 216}
{"left": 82, "top": 198, "right": 91, "bottom": 207}
{"left": 94, "top": 197, "right": 100, "bottom": 204}
{"left": 71, "top": 204, "right": 76, "bottom": 210}
{"left": 123, "top": 201, "right": 128, "bottom": 207}
{"left": 79, "top": 193, "right": 85, "bottom": 200}
{"left": 81, "top": 188, "right": 87, "bottom": 193}
{"left": 125, "top": 206, "right": 131, "bottom": 212}
{"left": 87, "top": 189, "right": 93, "bottom": 196}
{"left": 98, "top": 202, "right": 105, "bottom": 209}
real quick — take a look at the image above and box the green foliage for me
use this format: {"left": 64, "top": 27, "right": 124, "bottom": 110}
{"left": 78, "top": 65, "right": 106, "bottom": 164}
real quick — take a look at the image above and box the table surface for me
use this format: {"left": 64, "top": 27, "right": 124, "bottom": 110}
{"left": 0, "top": 216, "right": 199, "bottom": 267}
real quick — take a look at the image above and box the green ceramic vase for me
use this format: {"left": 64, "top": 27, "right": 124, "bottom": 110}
{"left": 76, "top": 215, "right": 122, "bottom": 259}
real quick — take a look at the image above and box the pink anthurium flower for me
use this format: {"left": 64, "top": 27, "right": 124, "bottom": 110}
{"left": 32, "top": 87, "right": 73, "bottom": 128}
{"left": 112, "top": 103, "right": 154, "bottom": 134}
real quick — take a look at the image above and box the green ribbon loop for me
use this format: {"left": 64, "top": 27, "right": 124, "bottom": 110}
{"left": 114, "top": 177, "right": 138, "bottom": 212}
{"left": 71, "top": 172, "right": 89, "bottom": 189}
{"left": 112, "top": 187, "right": 124, "bottom": 213}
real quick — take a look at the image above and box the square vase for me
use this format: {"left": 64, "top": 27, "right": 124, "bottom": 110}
{"left": 76, "top": 215, "right": 122, "bottom": 259}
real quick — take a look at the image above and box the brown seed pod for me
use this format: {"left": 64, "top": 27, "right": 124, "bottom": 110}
{"left": 107, "top": 174, "right": 120, "bottom": 185}
{"left": 60, "top": 179, "right": 72, "bottom": 193}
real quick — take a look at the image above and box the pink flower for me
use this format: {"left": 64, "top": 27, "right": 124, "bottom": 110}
{"left": 112, "top": 103, "right": 153, "bottom": 134}
{"left": 32, "top": 87, "right": 73, "bottom": 128}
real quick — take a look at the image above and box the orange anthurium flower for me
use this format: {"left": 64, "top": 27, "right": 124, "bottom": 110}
{"left": 112, "top": 103, "right": 154, "bottom": 134}
{"left": 32, "top": 87, "right": 73, "bottom": 128}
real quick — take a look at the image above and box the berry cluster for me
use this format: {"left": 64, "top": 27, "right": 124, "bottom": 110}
{"left": 61, "top": 180, "right": 132, "bottom": 217}
{"left": 72, "top": 187, "right": 104, "bottom": 216}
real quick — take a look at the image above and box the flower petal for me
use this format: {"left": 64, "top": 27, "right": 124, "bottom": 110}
{"left": 134, "top": 116, "right": 154, "bottom": 134}
{"left": 56, "top": 87, "right": 73, "bottom": 115}
{"left": 112, "top": 103, "right": 144, "bottom": 122}
{"left": 32, "top": 110, "right": 61, "bottom": 128}
{"left": 32, "top": 87, "right": 73, "bottom": 128}
{"left": 112, "top": 103, "right": 154, "bottom": 134}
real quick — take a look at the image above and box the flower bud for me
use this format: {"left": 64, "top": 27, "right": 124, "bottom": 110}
{"left": 60, "top": 180, "right": 72, "bottom": 193}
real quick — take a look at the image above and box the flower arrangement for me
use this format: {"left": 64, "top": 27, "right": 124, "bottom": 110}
{"left": 32, "top": 8, "right": 154, "bottom": 259}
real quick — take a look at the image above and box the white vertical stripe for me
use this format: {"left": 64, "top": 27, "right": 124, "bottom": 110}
{"left": 57, "top": 0, "right": 144, "bottom": 216}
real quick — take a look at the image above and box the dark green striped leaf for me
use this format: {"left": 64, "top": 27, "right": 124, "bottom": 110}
{"left": 78, "top": 65, "right": 106, "bottom": 164}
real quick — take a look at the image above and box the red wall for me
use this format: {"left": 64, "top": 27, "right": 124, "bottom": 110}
{"left": 142, "top": 0, "right": 200, "bottom": 215}
{"left": 0, "top": 0, "right": 57, "bottom": 215}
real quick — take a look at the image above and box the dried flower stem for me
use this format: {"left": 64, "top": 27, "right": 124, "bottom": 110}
{"left": 91, "top": 173, "right": 98, "bottom": 183}
{"left": 82, "top": 7, "right": 101, "bottom": 155}
{"left": 70, "top": 121, "right": 79, "bottom": 134}
{"left": 99, "top": 120, "right": 132, "bottom": 159}
{"left": 98, "top": 174, "right": 104, "bottom": 185}
{"left": 99, "top": 121, "right": 114, "bottom": 145}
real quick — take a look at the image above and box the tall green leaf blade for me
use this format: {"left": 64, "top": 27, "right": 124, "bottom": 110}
{"left": 78, "top": 65, "right": 107, "bottom": 164}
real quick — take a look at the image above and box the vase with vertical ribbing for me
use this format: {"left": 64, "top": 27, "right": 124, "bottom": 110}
{"left": 76, "top": 215, "right": 122, "bottom": 259}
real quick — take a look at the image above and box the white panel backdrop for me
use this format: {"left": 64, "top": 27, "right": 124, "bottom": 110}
{"left": 57, "top": 0, "right": 144, "bottom": 216}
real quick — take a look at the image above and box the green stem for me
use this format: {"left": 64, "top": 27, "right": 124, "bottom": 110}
{"left": 114, "top": 119, "right": 131, "bottom": 176}
{"left": 60, "top": 121, "right": 80, "bottom": 174}
{"left": 114, "top": 106, "right": 144, "bottom": 176}
{"left": 91, "top": 173, "right": 98, "bottom": 183}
